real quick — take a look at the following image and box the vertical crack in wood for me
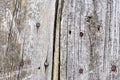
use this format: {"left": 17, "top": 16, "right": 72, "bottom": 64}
{"left": 17, "top": 38, "right": 25, "bottom": 80}
{"left": 5, "top": 0, "right": 17, "bottom": 55}
{"left": 12, "top": 0, "right": 22, "bottom": 80}
{"left": 3, "top": 0, "right": 24, "bottom": 79}
{"left": 53, "top": 0, "right": 64, "bottom": 80}
{"left": 52, "top": 0, "right": 59, "bottom": 80}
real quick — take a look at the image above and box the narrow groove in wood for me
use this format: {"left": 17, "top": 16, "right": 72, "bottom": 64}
{"left": 52, "top": 0, "right": 59, "bottom": 80}
{"left": 58, "top": 0, "right": 64, "bottom": 80}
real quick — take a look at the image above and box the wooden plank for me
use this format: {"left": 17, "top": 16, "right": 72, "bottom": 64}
{"left": 60, "top": 0, "right": 120, "bottom": 80}
{"left": 0, "top": 0, "right": 56, "bottom": 80}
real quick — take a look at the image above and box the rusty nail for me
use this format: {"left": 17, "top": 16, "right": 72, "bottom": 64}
{"left": 69, "top": 30, "right": 71, "bottom": 34}
{"left": 44, "top": 61, "right": 49, "bottom": 67}
{"left": 79, "top": 68, "right": 83, "bottom": 74}
{"left": 36, "top": 22, "right": 40, "bottom": 28}
{"left": 111, "top": 65, "right": 117, "bottom": 72}
{"left": 80, "top": 32, "right": 83, "bottom": 37}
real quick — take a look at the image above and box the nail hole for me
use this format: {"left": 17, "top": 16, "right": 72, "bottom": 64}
{"left": 36, "top": 22, "right": 40, "bottom": 28}
{"left": 111, "top": 65, "right": 117, "bottom": 72}
{"left": 98, "top": 25, "right": 100, "bottom": 31}
{"left": 69, "top": 30, "right": 71, "bottom": 34}
{"left": 80, "top": 32, "right": 83, "bottom": 37}
{"left": 98, "top": 27, "right": 100, "bottom": 31}
{"left": 88, "top": 16, "right": 92, "bottom": 19}
{"left": 38, "top": 67, "right": 40, "bottom": 69}
{"left": 79, "top": 68, "right": 83, "bottom": 74}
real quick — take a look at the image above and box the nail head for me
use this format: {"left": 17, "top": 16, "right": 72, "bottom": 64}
{"left": 111, "top": 65, "right": 117, "bottom": 72}
{"left": 79, "top": 68, "right": 83, "bottom": 74}
{"left": 44, "top": 62, "right": 49, "bottom": 67}
{"left": 36, "top": 22, "right": 40, "bottom": 28}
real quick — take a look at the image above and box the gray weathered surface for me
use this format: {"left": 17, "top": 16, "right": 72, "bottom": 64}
{"left": 60, "top": 0, "right": 120, "bottom": 80}
{"left": 0, "top": 0, "right": 120, "bottom": 80}
{"left": 0, "top": 0, "right": 56, "bottom": 80}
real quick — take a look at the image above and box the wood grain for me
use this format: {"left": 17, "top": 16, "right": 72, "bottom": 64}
{"left": 0, "top": 0, "right": 120, "bottom": 80}
{"left": 60, "top": 0, "right": 120, "bottom": 80}
{"left": 0, "top": 0, "right": 56, "bottom": 80}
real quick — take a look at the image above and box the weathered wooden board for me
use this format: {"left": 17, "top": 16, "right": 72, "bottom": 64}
{"left": 0, "top": 0, "right": 120, "bottom": 80}
{"left": 60, "top": 0, "right": 120, "bottom": 80}
{"left": 0, "top": 0, "right": 56, "bottom": 80}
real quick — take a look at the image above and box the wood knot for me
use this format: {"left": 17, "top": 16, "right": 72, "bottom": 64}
{"left": 79, "top": 68, "right": 83, "bottom": 74}
{"left": 111, "top": 65, "right": 117, "bottom": 72}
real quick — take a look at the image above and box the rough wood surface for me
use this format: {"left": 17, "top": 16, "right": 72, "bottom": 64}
{"left": 0, "top": 0, "right": 56, "bottom": 80}
{"left": 0, "top": 0, "right": 120, "bottom": 80}
{"left": 60, "top": 0, "right": 120, "bottom": 80}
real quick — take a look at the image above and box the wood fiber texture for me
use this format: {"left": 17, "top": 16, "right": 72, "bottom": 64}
{"left": 0, "top": 0, "right": 120, "bottom": 80}
{"left": 0, "top": 0, "right": 56, "bottom": 80}
{"left": 60, "top": 0, "right": 120, "bottom": 80}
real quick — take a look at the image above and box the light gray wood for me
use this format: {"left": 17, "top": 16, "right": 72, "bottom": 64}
{"left": 0, "top": 0, "right": 120, "bottom": 80}
{"left": 0, "top": 0, "right": 56, "bottom": 80}
{"left": 60, "top": 0, "right": 120, "bottom": 80}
